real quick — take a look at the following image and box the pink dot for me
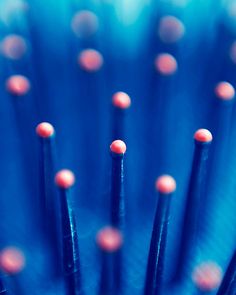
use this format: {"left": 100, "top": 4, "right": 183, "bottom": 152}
{"left": 215, "top": 82, "right": 235, "bottom": 100}
{"left": 0, "top": 247, "right": 25, "bottom": 274}
{"left": 158, "top": 16, "right": 185, "bottom": 43}
{"left": 1, "top": 35, "right": 27, "bottom": 60}
{"left": 110, "top": 140, "right": 127, "bottom": 154}
{"left": 155, "top": 53, "right": 177, "bottom": 75}
{"left": 55, "top": 169, "right": 75, "bottom": 189}
{"left": 36, "top": 122, "right": 54, "bottom": 138}
{"left": 194, "top": 129, "right": 213, "bottom": 143}
{"left": 6, "top": 75, "right": 30, "bottom": 96}
{"left": 112, "top": 92, "right": 131, "bottom": 109}
{"left": 96, "top": 226, "right": 123, "bottom": 252}
{"left": 78, "top": 49, "right": 103, "bottom": 72}
{"left": 155, "top": 175, "right": 176, "bottom": 194}
{"left": 71, "top": 10, "right": 98, "bottom": 38}
{"left": 192, "top": 262, "right": 222, "bottom": 291}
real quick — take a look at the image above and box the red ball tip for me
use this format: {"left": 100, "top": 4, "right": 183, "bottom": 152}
{"left": 155, "top": 53, "right": 177, "bottom": 75}
{"left": 96, "top": 226, "right": 123, "bottom": 252}
{"left": 6, "top": 75, "right": 30, "bottom": 96}
{"left": 78, "top": 49, "right": 103, "bottom": 72}
{"left": 194, "top": 129, "right": 213, "bottom": 143}
{"left": 215, "top": 82, "right": 235, "bottom": 100}
{"left": 112, "top": 92, "right": 131, "bottom": 109}
{"left": 0, "top": 247, "right": 25, "bottom": 274}
{"left": 36, "top": 122, "right": 54, "bottom": 138}
{"left": 110, "top": 140, "right": 127, "bottom": 154}
{"left": 155, "top": 175, "right": 176, "bottom": 194}
{"left": 1, "top": 35, "right": 27, "bottom": 60}
{"left": 192, "top": 262, "right": 222, "bottom": 291}
{"left": 158, "top": 15, "right": 185, "bottom": 43}
{"left": 55, "top": 169, "right": 75, "bottom": 189}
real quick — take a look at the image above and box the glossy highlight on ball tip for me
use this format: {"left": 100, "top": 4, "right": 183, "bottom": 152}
{"left": 112, "top": 92, "right": 131, "bottom": 109}
{"left": 36, "top": 122, "right": 55, "bottom": 138}
{"left": 110, "top": 140, "right": 127, "bottom": 154}
{"left": 156, "top": 175, "right": 176, "bottom": 194}
{"left": 194, "top": 129, "right": 213, "bottom": 143}
{"left": 55, "top": 169, "right": 75, "bottom": 189}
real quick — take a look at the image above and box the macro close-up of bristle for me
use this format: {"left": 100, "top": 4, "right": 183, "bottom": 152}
{"left": 0, "top": 0, "right": 236, "bottom": 294}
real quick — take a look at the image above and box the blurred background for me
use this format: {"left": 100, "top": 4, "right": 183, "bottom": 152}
{"left": 0, "top": 0, "right": 235, "bottom": 294}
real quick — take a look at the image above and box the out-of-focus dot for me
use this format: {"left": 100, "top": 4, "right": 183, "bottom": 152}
{"left": 6, "top": 75, "right": 30, "bottom": 96}
{"left": 158, "top": 16, "right": 185, "bottom": 43}
{"left": 78, "top": 49, "right": 103, "bottom": 72}
{"left": 0, "top": 247, "right": 25, "bottom": 274}
{"left": 192, "top": 262, "right": 222, "bottom": 291}
{"left": 215, "top": 82, "right": 235, "bottom": 101}
{"left": 155, "top": 53, "right": 177, "bottom": 75}
{"left": 96, "top": 226, "right": 123, "bottom": 252}
{"left": 71, "top": 10, "right": 98, "bottom": 38}
{"left": 1, "top": 34, "right": 27, "bottom": 59}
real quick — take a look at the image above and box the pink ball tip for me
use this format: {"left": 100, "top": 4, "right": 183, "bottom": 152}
{"left": 55, "top": 169, "right": 75, "bottom": 189}
{"left": 96, "top": 226, "right": 123, "bottom": 252}
{"left": 1, "top": 35, "right": 27, "bottom": 60}
{"left": 158, "top": 15, "right": 185, "bottom": 43}
{"left": 36, "top": 122, "right": 54, "bottom": 138}
{"left": 110, "top": 140, "right": 127, "bottom": 154}
{"left": 71, "top": 10, "right": 99, "bottom": 38}
{"left": 155, "top": 175, "right": 176, "bottom": 194}
{"left": 215, "top": 82, "right": 235, "bottom": 100}
{"left": 78, "top": 49, "right": 103, "bottom": 72}
{"left": 6, "top": 75, "right": 30, "bottom": 96}
{"left": 155, "top": 53, "right": 177, "bottom": 75}
{"left": 112, "top": 92, "right": 131, "bottom": 109}
{"left": 192, "top": 262, "right": 222, "bottom": 291}
{"left": 0, "top": 247, "right": 25, "bottom": 274}
{"left": 194, "top": 129, "right": 213, "bottom": 143}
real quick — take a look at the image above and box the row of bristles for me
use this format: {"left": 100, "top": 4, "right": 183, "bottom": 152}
{"left": 0, "top": 115, "right": 235, "bottom": 295}
{"left": 1, "top": 70, "right": 236, "bottom": 295}
{"left": 35, "top": 118, "right": 236, "bottom": 295}
{"left": 0, "top": 8, "right": 235, "bottom": 295}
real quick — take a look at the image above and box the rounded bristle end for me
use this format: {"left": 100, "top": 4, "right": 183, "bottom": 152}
{"left": 0, "top": 247, "right": 25, "bottom": 274}
{"left": 6, "top": 75, "right": 30, "bottom": 96}
{"left": 194, "top": 129, "right": 213, "bottom": 143}
{"left": 96, "top": 226, "right": 123, "bottom": 252}
{"left": 155, "top": 53, "right": 177, "bottom": 75}
{"left": 192, "top": 262, "right": 222, "bottom": 291}
{"left": 156, "top": 175, "right": 176, "bottom": 194}
{"left": 158, "top": 15, "right": 185, "bottom": 43}
{"left": 55, "top": 169, "right": 75, "bottom": 189}
{"left": 36, "top": 122, "right": 54, "bottom": 138}
{"left": 215, "top": 82, "right": 235, "bottom": 100}
{"left": 78, "top": 49, "right": 103, "bottom": 72}
{"left": 112, "top": 92, "right": 131, "bottom": 109}
{"left": 110, "top": 140, "right": 127, "bottom": 154}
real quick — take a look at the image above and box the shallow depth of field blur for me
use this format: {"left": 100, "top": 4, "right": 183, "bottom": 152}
{"left": 0, "top": 0, "right": 235, "bottom": 294}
